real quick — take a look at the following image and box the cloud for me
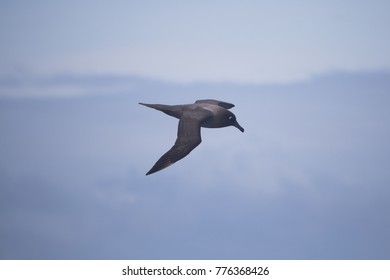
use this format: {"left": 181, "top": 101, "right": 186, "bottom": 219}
{"left": 0, "top": 74, "right": 160, "bottom": 98}
{"left": 1, "top": 71, "right": 390, "bottom": 259}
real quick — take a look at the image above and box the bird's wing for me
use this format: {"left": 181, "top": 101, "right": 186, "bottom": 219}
{"left": 146, "top": 110, "right": 212, "bottom": 175}
{"left": 195, "top": 99, "right": 235, "bottom": 109}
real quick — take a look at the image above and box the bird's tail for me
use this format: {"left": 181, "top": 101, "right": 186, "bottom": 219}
{"left": 139, "top": 102, "right": 182, "bottom": 119}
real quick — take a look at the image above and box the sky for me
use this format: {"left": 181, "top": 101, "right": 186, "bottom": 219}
{"left": 1, "top": 0, "right": 390, "bottom": 86}
{"left": 0, "top": 1, "right": 390, "bottom": 260}
{"left": 1, "top": 72, "right": 390, "bottom": 259}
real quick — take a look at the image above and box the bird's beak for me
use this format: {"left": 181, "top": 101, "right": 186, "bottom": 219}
{"left": 234, "top": 121, "right": 244, "bottom": 132}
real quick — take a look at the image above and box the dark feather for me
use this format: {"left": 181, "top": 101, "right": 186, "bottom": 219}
{"left": 146, "top": 110, "right": 211, "bottom": 175}
{"left": 195, "top": 99, "right": 235, "bottom": 109}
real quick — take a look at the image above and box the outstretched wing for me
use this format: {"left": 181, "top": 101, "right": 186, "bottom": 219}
{"left": 195, "top": 99, "right": 235, "bottom": 109}
{"left": 146, "top": 110, "right": 212, "bottom": 175}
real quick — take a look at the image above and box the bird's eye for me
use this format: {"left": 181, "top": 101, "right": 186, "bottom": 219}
{"left": 229, "top": 115, "right": 234, "bottom": 120}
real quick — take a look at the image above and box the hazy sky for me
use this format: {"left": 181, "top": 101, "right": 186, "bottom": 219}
{"left": 1, "top": 1, "right": 390, "bottom": 260}
{"left": 1, "top": 0, "right": 390, "bottom": 85}
{"left": 1, "top": 72, "right": 390, "bottom": 259}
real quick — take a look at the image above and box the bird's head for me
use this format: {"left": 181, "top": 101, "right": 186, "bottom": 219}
{"left": 227, "top": 113, "right": 244, "bottom": 132}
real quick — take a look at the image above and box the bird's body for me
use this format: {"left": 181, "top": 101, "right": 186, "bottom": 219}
{"left": 140, "top": 99, "right": 244, "bottom": 175}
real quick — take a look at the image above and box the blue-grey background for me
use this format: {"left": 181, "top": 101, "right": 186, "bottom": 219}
{"left": 1, "top": 1, "right": 390, "bottom": 259}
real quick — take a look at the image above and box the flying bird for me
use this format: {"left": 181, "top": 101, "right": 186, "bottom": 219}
{"left": 139, "top": 99, "right": 244, "bottom": 175}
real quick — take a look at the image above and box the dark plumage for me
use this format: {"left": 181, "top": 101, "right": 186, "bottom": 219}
{"left": 140, "top": 99, "right": 244, "bottom": 175}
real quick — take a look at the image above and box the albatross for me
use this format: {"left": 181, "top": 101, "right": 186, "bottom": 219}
{"left": 139, "top": 99, "right": 244, "bottom": 175}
